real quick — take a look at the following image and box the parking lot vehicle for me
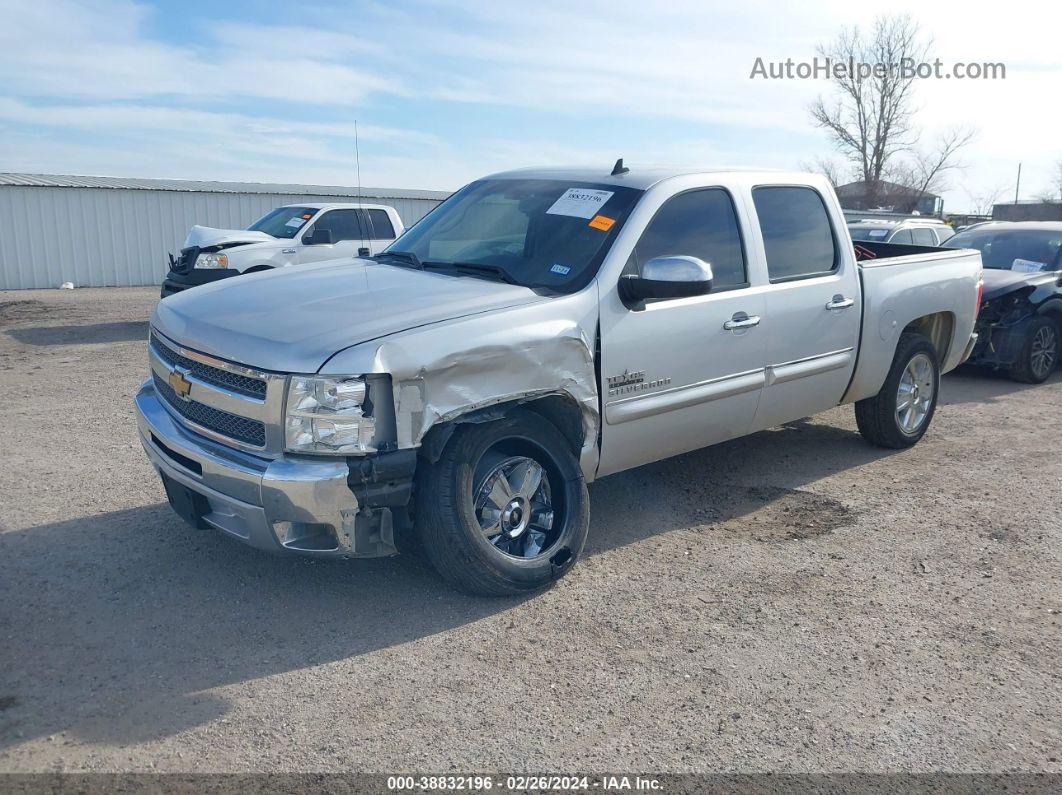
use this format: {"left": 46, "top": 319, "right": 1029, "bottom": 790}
{"left": 160, "top": 203, "right": 403, "bottom": 297}
{"left": 135, "top": 165, "right": 982, "bottom": 595}
{"left": 848, "top": 218, "right": 955, "bottom": 246}
{"left": 946, "top": 222, "right": 1062, "bottom": 383}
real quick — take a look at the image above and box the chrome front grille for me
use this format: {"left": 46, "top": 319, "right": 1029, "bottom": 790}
{"left": 152, "top": 374, "right": 266, "bottom": 447}
{"left": 148, "top": 328, "right": 286, "bottom": 453}
{"left": 151, "top": 332, "right": 266, "bottom": 399}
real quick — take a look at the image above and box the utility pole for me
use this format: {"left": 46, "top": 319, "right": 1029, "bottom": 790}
{"left": 1014, "top": 162, "right": 1022, "bottom": 204}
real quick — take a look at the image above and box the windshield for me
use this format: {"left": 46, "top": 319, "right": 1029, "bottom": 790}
{"left": 248, "top": 206, "right": 318, "bottom": 239}
{"left": 382, "top": 179, "right": 643, "bottom": 292}
{"left": 848, "top": 225, "right": 893, "bottom": 241}
{"left": 947, "top": 228, "right": 1062, "bottom": 271}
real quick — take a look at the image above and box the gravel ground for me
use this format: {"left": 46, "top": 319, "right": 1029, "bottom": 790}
{"left": 0, "top": 287, "right": 1059, "bottom": 774}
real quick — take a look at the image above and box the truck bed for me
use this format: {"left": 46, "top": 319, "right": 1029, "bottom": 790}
{"left": 843, "top": 243, "right": 982, "bottom": 404}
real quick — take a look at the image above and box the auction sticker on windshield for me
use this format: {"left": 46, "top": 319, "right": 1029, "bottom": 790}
{"left": 286, "top": 217, "right": 308, "bottom": 228}
{"left": 547, "top": 188, "right": 614, "bottom": 219}
{"left": 1012, "top": 258, "right": 1048, "bottom": 272}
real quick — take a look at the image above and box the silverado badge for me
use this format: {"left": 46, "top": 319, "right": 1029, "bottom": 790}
{"left": 606, "top": 369, "right": 671, "bottom": 397}
{"left": 168, "top": 369, "right": 192, "bottom": 400}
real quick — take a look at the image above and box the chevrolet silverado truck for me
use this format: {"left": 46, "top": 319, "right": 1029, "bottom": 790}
{"left": 160, "top": 202, "right": 403, "bottom": 297}
{"left": 135, "top": 164, "right": 983, "bottom": 595}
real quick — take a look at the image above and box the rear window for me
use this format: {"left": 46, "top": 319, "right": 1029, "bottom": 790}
{"left": 366, "top": 209, "right": 396, "bottom": 239}
{"left": 848, "top": 226, "right": 891, "bottom": 241}
{"left": 911, "top": 227, "right": 937, "bottom": 246}
{"left": 753, "top": 186, "right": 837, "bottom": 281}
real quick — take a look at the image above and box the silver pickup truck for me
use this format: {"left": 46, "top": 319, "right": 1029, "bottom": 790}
{"left": 135, "top": 164, "right": 983, "bottom": 595}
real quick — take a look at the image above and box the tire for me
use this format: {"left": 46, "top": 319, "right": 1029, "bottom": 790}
{"left": 1009, "top": 316, "right": 1058, "bottom": 384}
{"left": 855, "top": 332, "right": 940, "bottom": 449}
{"left": 415, "top": 409, "right": 590, "bottom": 596}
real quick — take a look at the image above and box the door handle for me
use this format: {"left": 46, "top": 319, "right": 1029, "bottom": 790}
{"left": 723, "top": 313, "right": 761, "bottom": 331}
{"left": 282, "top": 248, "right": 297, "bottom": 254}
{"left": 825, "top": 295, "right": 855, "bottom": 310}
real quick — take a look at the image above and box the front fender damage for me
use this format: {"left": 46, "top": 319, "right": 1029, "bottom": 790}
{"left": 374, "top": 321, "right": 600, "bottom": 480}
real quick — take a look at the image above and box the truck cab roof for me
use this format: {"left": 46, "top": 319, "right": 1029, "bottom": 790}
{"left": 278, "top": 201, "right": 395, "bottom": 212}
{"left": 482, "top": 165, "right": 806, "bottom": 192}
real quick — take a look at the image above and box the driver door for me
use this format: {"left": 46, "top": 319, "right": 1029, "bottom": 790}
{"left": 598, "top": 188, "right": 767, "bottom": 477}
{"left": 298, "top": 209, "right": 365, "bottom": 265}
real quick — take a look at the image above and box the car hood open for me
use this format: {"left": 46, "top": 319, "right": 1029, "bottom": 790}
{"left": 153, "top": 258, "right": 545, "bottom": 372}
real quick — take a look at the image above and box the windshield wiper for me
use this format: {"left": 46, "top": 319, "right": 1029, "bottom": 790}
{"left": 423, "top": 260, "right": 519, "bottom": 285}
{"left": 374, "top": 250, "right": 423, "bottom": 269}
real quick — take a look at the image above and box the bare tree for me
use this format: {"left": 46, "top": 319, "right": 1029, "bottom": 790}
{"left": 1048, "top": 158, "right": 1062, "bottom": 202}
{"left": 809, "top": 15, "right": 927, "bottom": 207}
{"left": 964, "top": 183, "right": 1007, "bottom": 217}
{"left": 889, "top": 126, "right": 976, "bottom": 213}
{"left": 800, "top": 157, "right": 849, "bottom": 188}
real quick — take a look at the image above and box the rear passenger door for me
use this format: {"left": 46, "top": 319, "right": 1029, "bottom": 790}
{"left": 748, "top": 185, "right": 861, "bottom": 430}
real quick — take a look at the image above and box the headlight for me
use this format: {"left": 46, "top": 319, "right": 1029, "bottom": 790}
{"left": 194, "top": 252, "right": 229, "bottom": 269}
{"left": 285, "top": 376, "right": 375, "bottom": 454}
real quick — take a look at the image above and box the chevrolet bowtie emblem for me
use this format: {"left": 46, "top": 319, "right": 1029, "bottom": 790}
{"left": 168, "top": 369, "right": 192, "bottom": 400}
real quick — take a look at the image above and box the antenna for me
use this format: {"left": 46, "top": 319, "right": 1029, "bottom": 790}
{"left": 611, "top": 158, "right": 629, "bottom": 176}
{"left": 354, "top": 120, "right": 368, "bottom": 256}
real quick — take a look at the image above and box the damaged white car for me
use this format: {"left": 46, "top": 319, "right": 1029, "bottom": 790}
{"left": 160, "top": 203, "right": 403, "bottom": 298}
{"left": 135, "top": 163, "right": 983, "bottom": 595}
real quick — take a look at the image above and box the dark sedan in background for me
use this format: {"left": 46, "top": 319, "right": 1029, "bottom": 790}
{"left": 947, "top": 222, "right": 1062, "bottom": 383}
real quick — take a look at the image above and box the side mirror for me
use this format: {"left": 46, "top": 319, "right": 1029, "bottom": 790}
{"left": 620, "top": 256, "right": 713, "bottom": 304}
{"left": 303, "top": 228, "right": 334, "bottom": 246}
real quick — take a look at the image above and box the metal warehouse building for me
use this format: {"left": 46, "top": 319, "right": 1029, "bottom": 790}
{"left": 0, "top": 174, "right": 451, "bottom": 290}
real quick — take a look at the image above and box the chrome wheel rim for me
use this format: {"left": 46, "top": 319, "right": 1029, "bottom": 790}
{"left": 1030, "top": 325, "right": 1057, "bottom": 379}
{"left": 896, "top": 352, "right": 935, "bottom": 435}
{"left": 474, "top": 454, "right": 555, "bottom": 559}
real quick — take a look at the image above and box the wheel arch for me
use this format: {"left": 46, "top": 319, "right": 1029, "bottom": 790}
{"left": 419, "top": 392, "right": 590, "bottom": 472}
{"left": 243, "top": 264, "right": 274, "bottom": 274}
{"left": 902, "top": 311, "right": 955, "bottom": 365}
{"left": 1037, "top": 298, "right": 1062, "bottom": 334}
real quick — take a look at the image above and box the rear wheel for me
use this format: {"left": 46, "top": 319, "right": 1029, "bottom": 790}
{"left": 415, "top": 410, "right": 589, "bottom": 596}
{"left": 1009, "top": 316, "right": 1058, "bottom": 384}
{"left": 855, "top": 332, "right": 940, "bottom": 449}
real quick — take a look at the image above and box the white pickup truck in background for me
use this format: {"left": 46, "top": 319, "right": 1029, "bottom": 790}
{"left": 160, "top": 202, "right": 404, "bottom": 297}
{"left": 137, "top": 163, "right": 983, "bottom": 595}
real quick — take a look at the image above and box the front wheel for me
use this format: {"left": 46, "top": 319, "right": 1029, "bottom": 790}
{"left": 1009, "top": 316, "right": 1058, "bottom": 384}
{"left": 415, "top": 409, "right": 589, "bottom": 596}
{"left": 855, "top": 332, "right": 940, "bottom": 449}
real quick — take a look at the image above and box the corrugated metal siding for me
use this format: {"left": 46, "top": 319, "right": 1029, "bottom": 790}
{"left": 0, "top": 173, "right": 451, "bottom": 200}
{"left": 0, "top": 186, "right": 446, "bottom": 289}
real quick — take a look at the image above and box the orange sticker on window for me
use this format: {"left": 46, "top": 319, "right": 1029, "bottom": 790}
{"left": 302, "top": 213, "right": 313, "bottom": 219}
{"left": 588, "top": 214, "right": 615, "bottom": 231}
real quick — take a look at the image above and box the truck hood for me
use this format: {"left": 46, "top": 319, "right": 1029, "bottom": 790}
{"left": 153, "top": 259, "right": 545, "bottom": 372}
{"left": 982, "top": 268, "right": 1061, "bottom": 301}
{"left": 184, "top": 224, "right": 277, "bottom": 249}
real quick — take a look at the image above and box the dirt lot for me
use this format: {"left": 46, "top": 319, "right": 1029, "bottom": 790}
{"left": 0, "top": 287, "right": 1059, "bottom": 774}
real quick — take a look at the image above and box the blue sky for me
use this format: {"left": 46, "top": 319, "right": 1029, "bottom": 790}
{"left": 1, "top": 0, "right": 1059, "bottom": 212}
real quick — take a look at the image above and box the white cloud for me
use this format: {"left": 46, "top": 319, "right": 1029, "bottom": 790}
{"left": 0, "top": 0, "right": 1059, "bottom": 209}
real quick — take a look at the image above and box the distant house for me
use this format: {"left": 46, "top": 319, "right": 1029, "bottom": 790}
{"left": 993, "top": 201, "right": 1062, "bottom": 222}
{"left": 835, "top": 180, "right": 943, "bottom": 216}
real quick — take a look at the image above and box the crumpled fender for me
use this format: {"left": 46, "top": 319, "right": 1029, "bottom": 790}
{"left": 321, "top": 293, "right": 602, "bottom": 480}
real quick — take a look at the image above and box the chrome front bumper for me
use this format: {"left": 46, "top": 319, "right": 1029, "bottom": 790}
{"left": 135, "top": 379, "right": 398, "bottom": 558}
